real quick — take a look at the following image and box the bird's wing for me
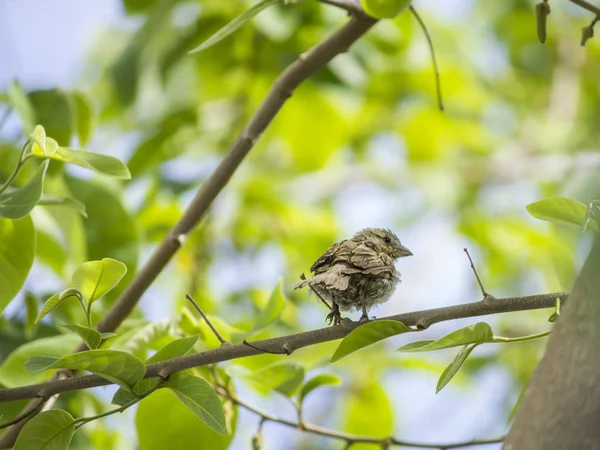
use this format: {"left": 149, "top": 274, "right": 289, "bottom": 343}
{"left": 347, "top": 244, "right": 394, "bottom": 276}
{"left": 310, "top": 240, "right": 347, "bottom": 273}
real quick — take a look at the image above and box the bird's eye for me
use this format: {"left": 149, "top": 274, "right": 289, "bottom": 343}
{"left": 383, "top": 236, "right": 391, "bottom": 244}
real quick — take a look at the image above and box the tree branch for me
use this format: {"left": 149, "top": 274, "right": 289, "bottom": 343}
{"left": 0, "top": 11, "right": 378, "bottom": 447}
{"left": 0, "top": 292, "right": 567, "bottom": 403}
{"left": 503, "top": 239, "right": 600, "bottom": 449}
{"left": 216, "top": 385, "right": 504, "bottom": 449}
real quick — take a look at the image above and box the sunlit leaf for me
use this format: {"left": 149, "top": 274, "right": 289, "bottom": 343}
{"left": 14, "top": 409, "right": 74, "bottom": 450}
{"left": 35, "top": 288, "right": 84, "bottom": 323}
{"left": 436, "top": 344, "right": 478, "bottom": 393}
{"left": 360, "top": 0, "right": 411, "bottom": 19}
{"left": 396, "top": 322, "right": 495, "bottom": 352}
{"left": 254, "top": 280, "right": 286, "bottom": 331}
{"left": 167, "top": 373, "right": 227, "bottom": 434}
{"left": 28, "top": 89, "right": 74, "bottom": 145}
{"left": 60, "top": 324, "right": 103, "bottom": 349}
{"left": 145, "top": 335, "right": 199, "bottom": 364}
{"left": 30, "top": 125, "right": 130, "bottom": 179}
{"left": 65, "top": 176, "right": 139, "bottom": 299}
{"left": 112, "top": 335, "right": 199, "bottom": 406}
{"left": 242, "top": 362, "right": 304, "bottom": 397}
{"left": 331, "top": 320, "right": 414, "bottom": 362}
{"left": 0, "top": 160, "right": 49, "bottom": 219}
{"left": 72, "top": 90, "right": 96, "bottom": 146}
{"left": 136, "top": 389, "right": 234, "bottom": 450}
{"left": 0, "top": 334, "right": 80, "bottom": 388}
{"left": 26, "top": 349, "right": 146, "bottom": 392}
{"left": 299, "top": 373, "right": 342, "bottom": 403}
{"left": 38, "top": 196, "right": 87, "bottom": 218}
{"left": 71, "top": 258, "right": 128, "bottom": 304}
{"left": 189, "top": 0, "right": 283, "bottom": 54}
{"left": 0, "top": 215, "right": 35, "bottom": 314}
{"left": 526, "top": 197, "right": 598, "bottom": 231}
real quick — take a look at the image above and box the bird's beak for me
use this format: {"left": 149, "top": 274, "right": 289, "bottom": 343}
{"left": 398, "top": 244, "right": 413, "bottom": 257}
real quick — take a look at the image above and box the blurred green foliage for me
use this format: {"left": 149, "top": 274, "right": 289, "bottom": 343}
{"left": 1, "top": 0, "right": 599, "bottom": 448}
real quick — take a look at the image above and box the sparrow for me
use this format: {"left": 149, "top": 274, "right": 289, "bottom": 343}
{"left": 294, "top": 228, "right": 412, "bottom": 325}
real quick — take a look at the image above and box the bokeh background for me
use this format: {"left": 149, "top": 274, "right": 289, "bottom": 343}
{"left": 1, "top": 0, "right": 599, "bottom": 448}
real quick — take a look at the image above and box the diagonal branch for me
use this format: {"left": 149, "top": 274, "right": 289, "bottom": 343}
{"left": 0, "top": 10, "right": 378, "bottom": 447}
{"left": 0, "top": 292, "right": 567, "bottom": 404}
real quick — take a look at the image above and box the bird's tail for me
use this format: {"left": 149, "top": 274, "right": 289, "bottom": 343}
{"left": 294, "top": 273, "right": 311, "bottom": 290}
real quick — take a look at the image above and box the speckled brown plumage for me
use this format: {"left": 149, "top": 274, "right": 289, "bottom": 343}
{"left": 295, "top": 228, "right": 412, "bottom": 325}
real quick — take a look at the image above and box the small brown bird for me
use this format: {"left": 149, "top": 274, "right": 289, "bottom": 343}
{"left": 295, "top": 228, "right": 412, "bottom": 325}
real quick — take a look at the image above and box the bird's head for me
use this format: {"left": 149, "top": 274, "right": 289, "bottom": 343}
{"left": 353, "top": 228, "right": 413, "bottom": 259}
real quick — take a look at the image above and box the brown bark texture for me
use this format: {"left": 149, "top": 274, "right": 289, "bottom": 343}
{"left": 503, "top": 238, "right": 600, "bottom": 450}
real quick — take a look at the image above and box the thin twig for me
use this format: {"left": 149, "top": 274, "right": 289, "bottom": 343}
{"left": 215, "top": 385, "right": 504, "bottom": 448}
{"left": 463, "top": 248, "right": 488, "bottom": 298}
{"left": 0, "top": 291, "right": 567, "bottom": 403}
{"left": 243, "top": 339, "right": 291, "bottom": 355}
{"left": 186, "top": 294, "right": 227, "bottom": 345}
{"left": 569, "top": 0, "right": 600, "bottom": 17}
{"left": 0, "top": 397, "right": 44, "bottom": 431}
{"left": 409, "top": 6, "right": 444, "bottom": 111}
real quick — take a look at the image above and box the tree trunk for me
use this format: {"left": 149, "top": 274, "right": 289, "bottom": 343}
{"left": 503, "top": 238, "right": 600, "bottom": 449}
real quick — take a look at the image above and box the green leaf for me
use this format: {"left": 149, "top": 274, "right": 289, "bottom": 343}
{"left": 299, "top": 373, "right": 342, "bottom": 403}
{"left": 24, "top": 355, "right": 60, "bottom": 373}
{"left": 242, "top": 362, "right": 304, "bottom": 397}
{"left": 30, "top": 125, "right": 130, "bottom": 179}
{"left": 112, "top": 335, "right": 199, "bottom": 406}
{"left": 72, "top": 91, "right": 96, "bottom": 146}
{"left": 146, "top": 335, "right": 199, "bottom": 364}
{"left": 360, "top": 0, "right": 411, "bottom": 19}
{"left": 14, "top": 409, "right": 74, "bottom": 450}
{"left": 24, "top": 292, "right": 38, "bottom": 338}
{"left": 60, "top": 324, "right": 103, "bottom": 349}
{"left": 0, "top": 334, "right": 80, "bottom": 387}
{"left": 167, "top": 373, "right": 227, "bottom": 434}
{"left": 7, "top": 80, "right": 35, "bottom": 133}
{"left": 582, "top": 200, "right": 600, "bottom": 233}
{"left": 343, "top": 381, "right": 393, "bottom": 450}
{"left": 28, "top": 89, "right": 74, "bottom": 145}
{"left": 25, "top": 349, "right": 146, "bottom": 392}
{"left": 526, "top": 197, "right": 598, "bottom": 231}
{"left": 396, "top": 322, "right": 495, "bottom": 352}
{"left": 136, "top": 389, "right": 234, "bottom": 450}
{"left": 61, "top": 148, "right": 131, "bottom": 179}
{"left": 0, "top": 160, "right": 49, "bottom": 219}
{"left": 331, "top": 320, "right": 414, "bottom": 363}
{"left": 65, "top": 176, "right": 139, "bottom": 299}
{"left": 436, "top": 344, "right": 479, "bottom": 393}
{"left": 254, "top": 280, "right": 286, "bottom": 331}
{"left": 0, "top": 215, "right": 35, "bottom": 314}
{"left": 188, "top": 0, "right": 283, "bottom": 54}
{"left": 35, "top": 288, "right": 84, "bottom": 323}
{"left": 72, "top": 258, "right": 128, "bottom": 304}
{"left": 38, "top": 196, "right": 87, "bottom": 218}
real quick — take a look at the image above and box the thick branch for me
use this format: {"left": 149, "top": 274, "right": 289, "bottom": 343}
{"left": 0, "top": 292, "right": 566, "bottom": 403}
{"left": 503, "top": 239, "right": 600, "bottom": 449}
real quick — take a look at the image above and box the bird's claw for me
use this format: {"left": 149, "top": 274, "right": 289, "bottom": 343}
{"left": 326, "top": 310, "right": 343, "bottom": 326}
{"left": 359, "top": 314, "right": 370, "bottom": 324}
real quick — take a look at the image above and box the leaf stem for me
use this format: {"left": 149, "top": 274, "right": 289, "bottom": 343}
{"left": 492, "top": 330, "right": 551, "bottom": 344}
{"left": 73, "top": 379, "right": 163, "bottom": 430}
{"left": 0, "top": 139, "right": 32, "bottom": 195}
